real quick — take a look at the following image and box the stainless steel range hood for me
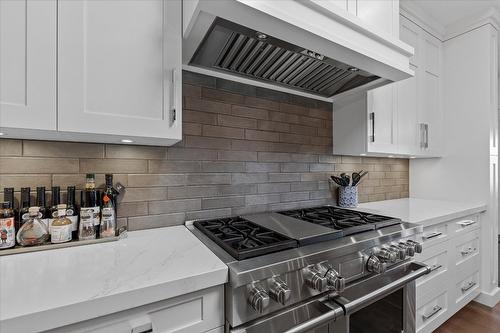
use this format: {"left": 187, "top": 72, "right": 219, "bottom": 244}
{"left": 190, "top": 18, "right": 381, "bottom": 98}
{"left": 183, "top": 0, "right": 414, "bottom": 99}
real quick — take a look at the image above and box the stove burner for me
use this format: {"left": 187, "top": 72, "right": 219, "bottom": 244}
{"left": 278, "top": 206, "right": 401, "bottom": 236}
{"left": 194, "top": 217, "right": 298, "bottom": 260}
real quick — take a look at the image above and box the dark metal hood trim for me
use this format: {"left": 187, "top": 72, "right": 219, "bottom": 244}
{"left": 189, "top": 18, "right": 382, "bottom": 98}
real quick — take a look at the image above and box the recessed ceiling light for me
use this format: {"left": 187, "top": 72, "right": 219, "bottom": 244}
{"left": 121, "top": 139, "right": 133, "bottom": 143}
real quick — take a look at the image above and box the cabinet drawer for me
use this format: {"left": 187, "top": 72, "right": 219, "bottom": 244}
{"left": 422, "top": 223, "right": 448, "bottom": 246}
{"left": 454, "top": 271, "right": 480, "bottom": 308}
{"left": 416, "top": 241, "right": 448, "bottom": 287}
{"left": 448, "top": 214, "right": 479, "bottom": 238}
{"left": 453, "top": 230, "right": 480, "bottom": 268}
{"left": 416, "top": 290, "right": 449, "bottom": 333}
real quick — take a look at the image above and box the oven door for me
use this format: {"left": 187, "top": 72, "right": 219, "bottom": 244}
{"left": 229, "top": 262, "right": 430, "bottom": 333}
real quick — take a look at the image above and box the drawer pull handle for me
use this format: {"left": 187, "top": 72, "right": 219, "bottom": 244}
{"left": 457, "top": 220, "right": 476, "bottom": 227}
{"left": 461, "top": 281, "right": 477, "bottom": 292}
{"left": 430, "top": 264, "right": 442, "bottom": 272}
{"left": 460, "top": 247, "right": 477, "bottom": 256}
{"left": 422, "top": 305, "right": 442, "bottom": 320}
{"left": 424, "top": 232, "right": 442, "bottom": 239}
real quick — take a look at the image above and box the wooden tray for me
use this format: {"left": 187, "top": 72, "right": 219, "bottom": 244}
{"left": 0, "top": 228, "right": 127, "bottom": 256}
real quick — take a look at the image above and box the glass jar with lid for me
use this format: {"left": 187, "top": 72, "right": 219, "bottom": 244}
{"left": 16, "top": 206, "right": 49, "bottom": 246}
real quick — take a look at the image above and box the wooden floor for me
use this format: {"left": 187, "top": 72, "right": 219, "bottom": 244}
{"left": 434, "top": 301, "right": 500, "bottom": 333}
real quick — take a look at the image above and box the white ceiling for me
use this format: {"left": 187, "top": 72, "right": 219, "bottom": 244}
{"left": 406, "top": 0, "right": 500, "bottom": 27}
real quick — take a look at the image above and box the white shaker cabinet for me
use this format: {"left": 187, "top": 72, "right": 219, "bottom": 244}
{"left": 0, "top": 0, "right": 56, "bottom": 131}
{"left": 0, "top": 0, "right": 182, "bottom": 146}
{"left": 58, "top": 0, "right": 181, "bottom": 144}
{"left": 333, "top": 13, "right": 442, "bottom": 158}
{"left": 356, "top": 0, "right": 400, "bottom": 37}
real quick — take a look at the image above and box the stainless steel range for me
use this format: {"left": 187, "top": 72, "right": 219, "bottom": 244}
{"left": 186, "top": 205, "right": 430, "bottom": 333}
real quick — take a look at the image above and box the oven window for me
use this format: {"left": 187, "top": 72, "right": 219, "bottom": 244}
{"left": 349, "top": 288, "right": 403, "bottom": 333}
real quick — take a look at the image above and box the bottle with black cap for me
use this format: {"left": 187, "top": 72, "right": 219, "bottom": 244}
{"left": 3, "top": 188, "right": 17, "bottom": 228}
{"left": 49, "top": 186, "right": 61, "bottom": 234}
{"left": 18, "top": 187, "right": 31, "bottom": 230}
{"left": 66, "top": 186, "right": 79, "bottom": 239}
{"left": 36, "top": 187, "right": 49, "bottom": 230}
{"left": 79, "top": 174, "right": 100, "bottom": 239}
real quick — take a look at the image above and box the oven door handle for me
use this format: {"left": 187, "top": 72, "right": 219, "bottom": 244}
{"left": 334, "top": 262, "right": 431, "bottom": 315}
{"left": 281, "top": 262, "right": 430, "bottom": 333}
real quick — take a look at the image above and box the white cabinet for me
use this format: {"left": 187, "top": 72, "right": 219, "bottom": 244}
{"left": 356, "top": 0, "right": 400, "bottom": 37}
{"left": 0, "top": 0, "right": 182, "bottom": 146}
{"left": 48, "top": 286, "right": 224, "bottom": 333}
{"left": 0, "top": 0, "right": 56, "bottom": 131}
{"left": 332, "top": 13, "right": 442, "bottom": 158}
{"left": 414, "top": 214, "right": 481, "bottom": 333}
{"left": 367, "top": 84, "right": 397, "bottom": 154}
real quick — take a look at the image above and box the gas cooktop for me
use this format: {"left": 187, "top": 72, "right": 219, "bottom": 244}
{"left": 193, "top": 216, "right": 298, "bottom": 260}
{"left": 278, "top": 206, "right": 401, "bottom": 236}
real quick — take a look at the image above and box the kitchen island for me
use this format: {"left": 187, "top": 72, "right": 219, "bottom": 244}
{"left": 0, "top": 226, "right": 228, "bottom": 333}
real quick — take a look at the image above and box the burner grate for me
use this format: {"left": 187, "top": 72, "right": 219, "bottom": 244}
{"left": 278, "top": 206, "right": 401, "bottom": 236}
{"left": 194, "top": 217, "right": 298, "bottom": 260}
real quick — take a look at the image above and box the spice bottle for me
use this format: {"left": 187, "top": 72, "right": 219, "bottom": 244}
{"left": 50, "top": 204, "right": 72, "bottom": 244}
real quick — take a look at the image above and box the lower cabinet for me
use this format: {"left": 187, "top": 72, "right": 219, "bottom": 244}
{"left": 47, "top": 286, "right": 224, "bottom": 333}
{"left": 414, "top": 214, "right": 481, "bottom": 333}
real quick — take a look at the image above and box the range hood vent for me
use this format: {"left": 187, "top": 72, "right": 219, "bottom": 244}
{"left": 190, "top": 18, "right": 381, "bottom": 98}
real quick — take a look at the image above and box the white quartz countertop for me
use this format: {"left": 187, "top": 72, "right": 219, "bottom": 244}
{"left": 357, "top": 198, "right": 487, "bottom": 226}
{"left": 0, "top": 226, "right": 228, "bottom": 333}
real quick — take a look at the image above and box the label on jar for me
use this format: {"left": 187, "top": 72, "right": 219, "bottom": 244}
{"left": 100, "top": 207, "right": 116, "bottom": 238}
{"left": 51, "top": 224, "right": 72, "bottom": 243}
{"left": 0, "top": 217, "right": 16, "bottom": 249}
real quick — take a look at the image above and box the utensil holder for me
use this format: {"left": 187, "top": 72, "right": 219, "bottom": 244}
{"left": 338, "top": 186, "right": 358, "bottom": 208}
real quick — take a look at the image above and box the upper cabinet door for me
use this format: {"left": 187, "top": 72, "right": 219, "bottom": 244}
{"left": 0, "top": 0, "right": 56, "bottom": 131}
{"left": 58, "top": 0, "right": 181, "bottom": 141}
{"left": 367, "top": 84, "right": 397, "bottom": 154}
{"left": 356, "top": 0, "right": 399, "bottom": 37}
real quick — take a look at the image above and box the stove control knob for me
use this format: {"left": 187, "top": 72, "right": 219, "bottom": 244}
{"left": 325, "top": 268, "right": 346, "bottom": 292}
{"left": 390, "top": 245, "right": 407, "bottom": 260}
{"left": 400, "top": 242, "right": 415, "bottom": 257}
{"left": 377, "top": 247, "right": 398, "bottom": 263}
{"left": 269, "top": 277, "right": 291, "bottom": 305}
{"left": 304, "top": 267, "right": 328, "bottom": 292}
{"left": 366, "top": 255, "right": 387, "bottom": 274}
{"left": 248, "top": 284, "right": 270, "bottom": 313}
{"left": 407, "top": 240, "right": 423, "bottom": 254}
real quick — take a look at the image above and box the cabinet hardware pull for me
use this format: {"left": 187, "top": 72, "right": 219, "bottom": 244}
{"left": 430, "top": 264, "right": 442, "bottom": 272}
{"left": 461, "top": 281, "right": 476, "bottom": 292}
{"left": 420, "top": 123, "right": 426, "bottom": 149}
{"left": 369, "top": 112, "right": 375, "bottom": 142}
{"left": 171, "top": 69, "right": 177, "bottom": 125}
{"left": 460, "top": 247, "right": 476, "bottom": 256}
{"left": 422, "top": 305, "right": 442, "bottom": 320}
{"left": 457, "top": 220, "right": 476, "bottom": 227}
{"left": 423, "top": 232, "right": 442, "bottom": 239}
{"left": 425, "top": 123, "right": 429, "bottom": 149}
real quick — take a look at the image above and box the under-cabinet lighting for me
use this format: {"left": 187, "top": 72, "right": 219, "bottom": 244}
{"left": 0, "top": 132, "right": 4, "bottom": 136}
{"left": 388, "top": 155, "right": 394, "bottom": 158}
{"left": 360, "top": 153, "right": 367, "bottom": 156}
{"left": 410, "top": 156, "right": 416, "bottom": 159}
{"left": 121, "top": 139, "right": 134, "bottom": 143}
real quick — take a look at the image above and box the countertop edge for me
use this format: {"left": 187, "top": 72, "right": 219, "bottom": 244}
{"left": 1, "top": 266, "right": 228, "bottom": 333}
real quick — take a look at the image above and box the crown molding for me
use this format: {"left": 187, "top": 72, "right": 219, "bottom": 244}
{"left": 444, "top": 7, "right": 500, "bottom": 41}
{"left": 400, "top": 0, "right": 446, "bottom": 41}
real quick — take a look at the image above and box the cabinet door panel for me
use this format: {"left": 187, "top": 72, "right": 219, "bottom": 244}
{"left": 356, "top": 0, "right": 397, "bottom": 36}
{"left": 58, "top": 0, "right": 181, "bottom": 140}
{"left": 0, "top": 0, "right": 56, "bottom": 131}
{"left": 396, "top": 67, "right": 418, "bottom": 155}
{"left": 367, "top": 84, "right": 397, "bottom": 154}
{"left": 399, "top": 16, "right": 420, "bottom": 66}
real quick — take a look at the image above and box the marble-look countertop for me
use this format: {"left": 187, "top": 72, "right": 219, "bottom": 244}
{"left": 0, "top": 226, "right": 228, "bottom": 333}
{"left": 357, "top": 198, "right": 487, "bottom": 226}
